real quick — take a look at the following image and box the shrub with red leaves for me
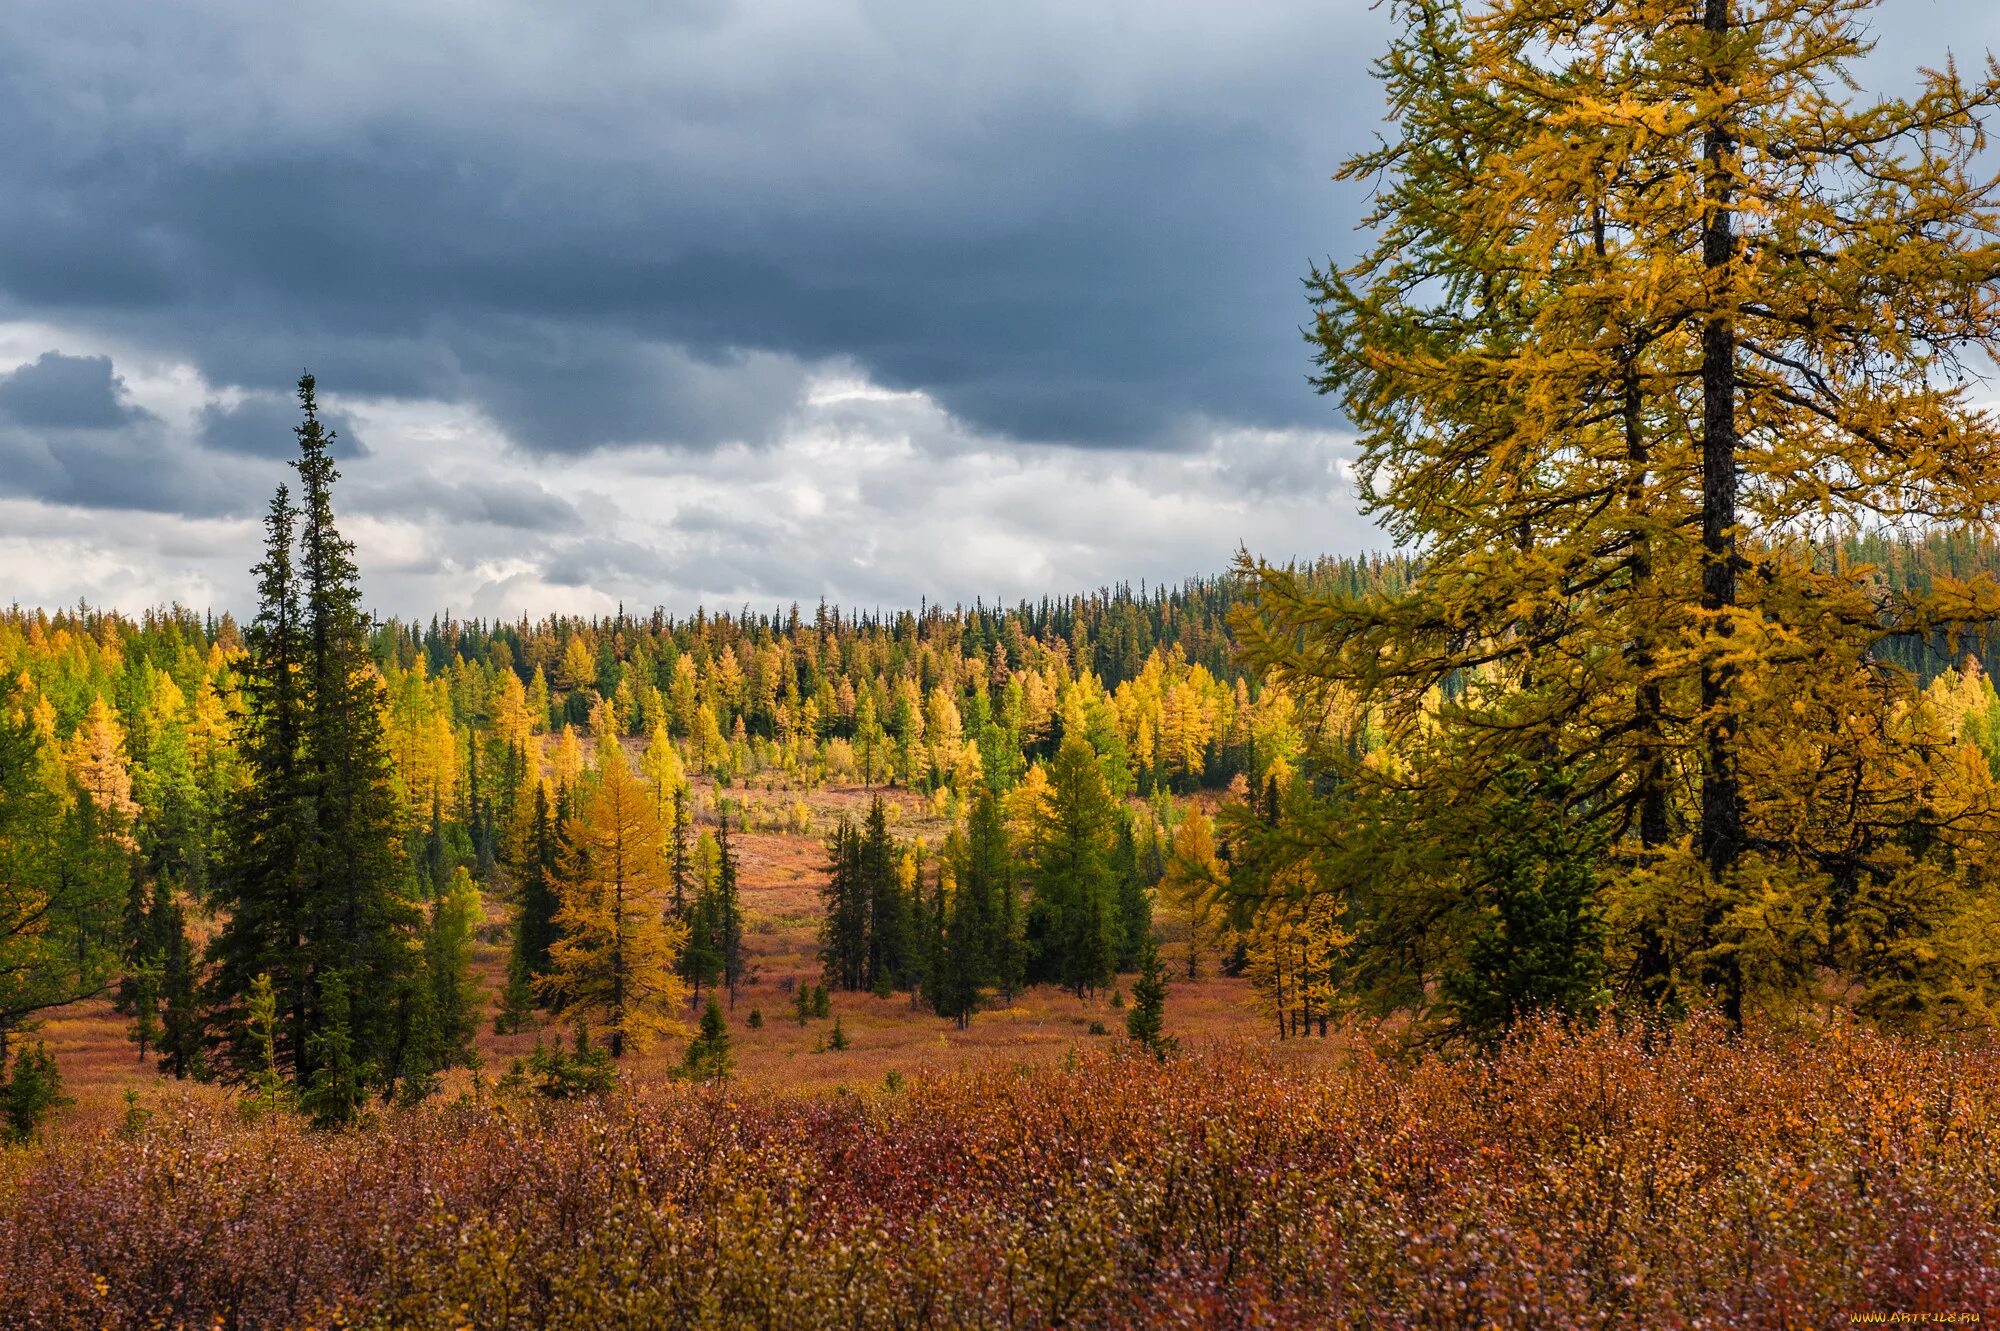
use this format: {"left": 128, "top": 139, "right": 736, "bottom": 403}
{"left": 1, "top": 1018, "right": 1995, "bottom": 1328}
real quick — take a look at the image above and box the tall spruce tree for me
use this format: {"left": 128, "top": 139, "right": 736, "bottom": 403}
{"left": 1025, "top": 735, "right": 1119, "bottom": 996}
{"left": 819, "top": 816, "right": 868, "bottom": 991}
{"left": 209, "top": 374, "right": 422, "bottom": 1102}
{"left": 206, "top": 486, "right": 311, "bottom": 1077}
{"left": 293, "top": 372, "right": 418, "bottom": 1084}
{"left": 505, "top": 780, "right": 562, "bottom": 989}
{"left": 1111, "top": 817, "right": 1153, "bottom": 972}
{"left": 935, "top": 849, "right": 984, "bottom": 1028}
{"left": 714, "top": 812, "right": 746, "bottom": 1003}
{"left": 151, "top": 879, "right": 202, "bottom": 1079}
{"left": 859, "top": 796, "right": 908, "bottom": 990}
{"left": 1126, "top": 933, "right": 1171, "bottom": 1059}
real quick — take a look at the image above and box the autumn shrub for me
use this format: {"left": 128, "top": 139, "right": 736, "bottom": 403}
{"left": 2, "top": 1019, "right": 1996, "bottom": 1329}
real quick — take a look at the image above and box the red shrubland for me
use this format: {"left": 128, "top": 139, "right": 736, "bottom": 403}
{"left": 3, "top": 1017, "right": 1995, "bottom": 1329}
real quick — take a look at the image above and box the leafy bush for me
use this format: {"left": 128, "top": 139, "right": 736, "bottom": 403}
{"left": 3, "top": 1021, "right": 1998, "bottom": 1327}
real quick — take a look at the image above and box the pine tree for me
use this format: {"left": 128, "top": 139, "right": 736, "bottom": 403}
{"left": 208, "top": 376, "right": 421, "bottom": 1097}
{"left": 860, "top": 796, "right": 907, "bottom": 990}
{"left": 960, "top": 785, "right": 1017, "bottom": 998}
{"left": 714, "top": 813, "right": 746, "bottom": 1002}
{"left": 1111, "top": 817, "right": 1153, "bottom": 972}
{"left": 205, "top": 489, "right": 313, "bottom": 1078}
{"left": 682, "top": 995, "right": 733, "bottom": 1080}
{"left": 668, "top": 785, "right": 693, "bottom": 921}
{"left": 1025, "top": 735, "right": 1119, "bottom": 996}
{"left": 300, "top": 969, "right": 368, "bottom": 1129}
{"left": 818, "top": 816, "right": 868, "bottom": 990}
{"left": 539, "top": 748, "right": 688, "bottom": 1056}
{"left": 153, "top": 881, "right": 202, "bottom": 1079}
{"left": 293, "top": 372, "right": 418, "bottom": 1078}
{"left": 1, "top": 1041, "right": 68, "bottom": 1142}
{"left": 501, "top": 779, "right": 562, "bottom": 1029}
{"left": 407, "top": 866, "right": 485, "bottom": 1090}
{"left": 918, "top": 858, "right": 948, "bottom": 1015}
{"left": 1440, "top": 761, "right": 1607, "bottom": 1046}
{"left": 124, "top": 960, "right": 161, "bottom": 1063}
{"left": 679, "top": 826, "right": 725, "bottom": 1004}
{"left": 936, "top": 856, "right": 984, "bottom": 1028}
{"left": 1126, "top": 933, "right": 1171, "bottom": 1060}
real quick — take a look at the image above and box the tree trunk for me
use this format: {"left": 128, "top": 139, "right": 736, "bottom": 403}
{"left": 1699, "top": 0, "right": 1746, "bottom": 1030}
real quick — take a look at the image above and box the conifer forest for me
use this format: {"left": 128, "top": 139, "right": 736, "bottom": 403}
{"left": 8, "top": 0, "right": 2000, "bottom": 1326}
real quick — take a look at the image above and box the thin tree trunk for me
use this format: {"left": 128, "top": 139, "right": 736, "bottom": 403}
{"left": 1699, "top": 0, "right": 1746, "bottom": 1030}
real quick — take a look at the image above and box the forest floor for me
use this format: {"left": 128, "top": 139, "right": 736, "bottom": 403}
{"left": 33, "top": 779, "right": 1334, "bottom": 1132}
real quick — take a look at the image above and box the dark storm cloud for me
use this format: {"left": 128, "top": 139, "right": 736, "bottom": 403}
{"left": 0, "top": 349, "right": 228, "bottom": 513}
{"left": 0, "top": 352, "right": 142, "bottom": 429}
{"left": 445, "top": 327, "right": 816, "bottom": 453}
{"left": 0, "top": 1, "right": 1390, "bottom": 457}
{"left": 0, "top": 413, "right": 238, "bottom": 517}
{"left": 199, "top": 394, "right": 368, "bottom": 459}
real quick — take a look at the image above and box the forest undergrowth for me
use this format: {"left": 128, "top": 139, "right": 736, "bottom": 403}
{"left": 2, "top": 1017, "right": 1994, "bottom": 1329}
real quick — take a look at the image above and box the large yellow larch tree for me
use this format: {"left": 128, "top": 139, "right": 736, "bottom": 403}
{"left": 538, "top": 745, "right": 688, "bottom": 1056}
{"left": 1240, "top": 0, "right": 2000, "bottom": 1031}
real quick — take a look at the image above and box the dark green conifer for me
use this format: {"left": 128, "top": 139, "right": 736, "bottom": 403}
{"left": 715, "top": 814, "right": 745, "bottom": 1002}
{"left": 682, "top": 996, "right": 733, "bottom": 1080}
{"left": 292, "top": 372, "right": 419, "bottom": 1083}
{"left": 1126, "top": 934, "right": 1171, "bottom": 1060}
{"left": 860, "top": 797, "right": 907, "bottom": 990}
{"left": 818, "top": 816, "right": 868, "bottom": 990}
{"left": 1027, "top": 735, "right": 1119, "bottom": 996}
{"left": 1, "top": 1041, "right": 68, "bottom": 1142}
{"left": 206, "top": 486, "right": 312, "bottom": 1078}
{"left": 300, "top": 969, "right": 368, "bottom": 1129}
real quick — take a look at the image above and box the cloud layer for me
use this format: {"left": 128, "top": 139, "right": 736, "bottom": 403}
{"left": 0, "top": 0, "right": 1991, "bottom": 615}
{"left": 0, "top": 340, "right": 1371, "bottom": 617}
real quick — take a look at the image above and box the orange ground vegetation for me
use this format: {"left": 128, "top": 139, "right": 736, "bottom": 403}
{"left": 32, "top": 794, "right": 1308, "bottom": 1129}
{"left": 3, "top": 1019, "right": 1995, "bottom": 1329}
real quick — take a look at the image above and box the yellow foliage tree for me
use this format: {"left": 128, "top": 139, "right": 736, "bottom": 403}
{"left": 538, "top": 750, "right": 688, "bottom": 1056}
{"left": 546, "top": 723, "right": 586, "bottom": 792}
{"left": 66, "top": 695, "right": 139, "bottom": 846}
{"left": 1241, "top": 0, "right": 2000, "bottom": 1032}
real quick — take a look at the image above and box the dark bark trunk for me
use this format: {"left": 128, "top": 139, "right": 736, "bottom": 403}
{"left": 1699, "top": 0, "right": 1746, "bottom": 1030}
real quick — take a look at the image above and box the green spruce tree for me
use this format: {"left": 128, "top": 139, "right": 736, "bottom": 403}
{"left": 682, "top": 995, "right": 733, "bottom": 1080}
{"left": 1027, "top": 735, "right": 1120, "bottom": 996}
{"left": 1126, "top": 934, "right": 1171, "bottom": 1060}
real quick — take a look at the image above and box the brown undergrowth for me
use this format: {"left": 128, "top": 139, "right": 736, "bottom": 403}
{"left": 3, "top": 1018, "right": 1995, "bottom": 1329}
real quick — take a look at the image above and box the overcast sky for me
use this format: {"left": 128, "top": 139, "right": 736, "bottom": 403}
{"left": 0, "top": 1, "right": 1990, "bottom": 621}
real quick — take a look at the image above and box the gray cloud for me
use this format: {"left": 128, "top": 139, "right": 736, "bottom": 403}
{"left": 0, "top": 417, "right": 232, "bottom": 517}
{"left": 352, "top": 473, "right": 583, "bottom": 533}
{"left": 3, "top": 1, "right": 1991, "bottom": 618}
{"left": 0, "top": 352, "right": 143, "bottom": 429}
{"left": 199, "top": 393, "right": 367, "bottom": 459}
{"left": 0, "top": 350, "right": 233, "bottom": 514}
{"left": 0, "top": 0, "right": 1398, "bottom": 455}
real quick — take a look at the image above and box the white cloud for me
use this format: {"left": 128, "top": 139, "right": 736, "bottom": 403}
{"left": 0, "top": 327, "right": 1380, "bottom": 619}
